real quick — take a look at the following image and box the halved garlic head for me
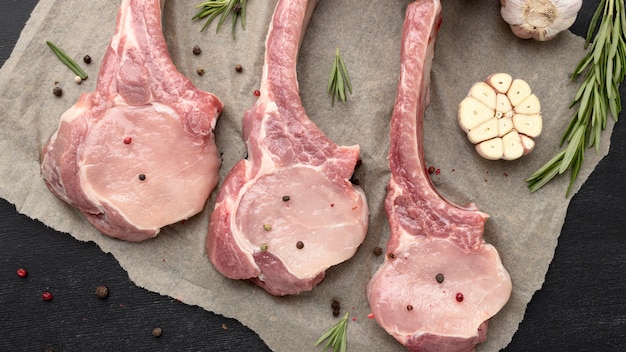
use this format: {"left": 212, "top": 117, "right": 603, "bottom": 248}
{"left": 458, "top": 73, "right": 542, "bottom": 160}
{"left": 500, "top": 0, "right": 582, "bottom": 41}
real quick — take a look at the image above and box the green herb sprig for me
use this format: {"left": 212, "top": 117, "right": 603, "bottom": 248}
{"left": 328, "top": 47, "right": 353, "bottom": 105}
{"left": 526, "top": 0, "right": 626, "bottom": 196}
{"left": 314, "top": 312, "right": 349, "bottom": 352}
{"left": 46, "top": 41, "right": 88, "bottom": 80}
{"left": 192, "top": 0, "right": 247, "bottom": 39}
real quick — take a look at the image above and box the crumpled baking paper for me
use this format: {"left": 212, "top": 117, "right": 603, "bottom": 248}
{"left": 0, "top": 0, "right": 613, "bottom": 351}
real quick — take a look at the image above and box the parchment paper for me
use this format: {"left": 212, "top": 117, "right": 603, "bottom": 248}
{"left": 0, "top": 0, "right": 614, "bottom": 351}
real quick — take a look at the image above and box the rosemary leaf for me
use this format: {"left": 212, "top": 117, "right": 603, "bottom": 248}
{"left": 328, "top": 47, "right": 352, "bottom": 105}
{"left": 46, "top": 41, "right": 88, "bottom": 80}
{"left": 193, "top": 0, "right": 247, "bottom": 39}
{"left": 526, "top": 0, "right": 626, "bottom": 196}
{"left": 315, "top": 312, "right": 349, "bottom": 352}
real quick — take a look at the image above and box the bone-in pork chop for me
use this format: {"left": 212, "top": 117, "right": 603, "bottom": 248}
{"left": 206, "top": 0, "right": 368, "bottom": 296}
{"left": 366, "top": 1, "right": 512, "bottom": 351}
{"left": 40, "top": 0, "right": 223, "bottom": 242}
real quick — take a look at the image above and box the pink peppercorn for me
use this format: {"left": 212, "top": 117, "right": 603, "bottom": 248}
{"left": 17, "top": 268, "right": 28, "bottom": 278}
{"left": 42, "top": 291, "right": 54, "bottom": 301}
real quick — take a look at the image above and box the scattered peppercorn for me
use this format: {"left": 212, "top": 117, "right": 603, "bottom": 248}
{"left": 372, "top": 246, "right": 383, "bottom": 256}
{"left": 192, "top": 45, "right": 201, "bottom": 55}
{"left": 52, "top": 86, "right": 63, "bottom": 97}
{"left": 235, "top": 64, "right": 243, "bottom": 72}
{"left": 263, "top": 223, "right": 271, "bottom": 231}
{"left": 74, "top": 76, "right": 83, "bottom": 84}
{"left": 17, "top": 268, "right": 28, "bottom": 278}
{"left": 123, "top": 137, "right": 132, "bottom": 144}
{"left": 42, "top": 291, "right": 54, "bottom": 301}
{"left": 260, "top": 243, "right": 268, "bottom": 252}
{"left": 331, "top": 299, "right": 341, "bottom": 317}
{"left": 296, "top": 241, "right": 304, "bottom": 249}
{"left": 427, "top": 166, "right": 435, "bottom": 174}
{"left": 95, "top": 285, "right": 109, "bottom": 299}
{"left": 406, "top": 305, "right": 413, "bottom": 311}
{"left": 253, "top": 89, "right": 260, "bottom": 96}
{"left": 435, "top": 168, "right": 441, "bottom": 175}
{"left": 197, "top": 67, "right": 205, "bottom": 76}
{"left": 435, "top": 273, "right": 444, "bottom": 284}
{"left": 152, "top": 327, "right": 162, "bottom": 337}
{"left": 83, "top": 55, "right": 91, "bottom": 64}
{"left": 282, "top": 195, "right": 290, "bottom": 202}
{"left": 221, "top": 323, "right": 229, "bottom": 330}
{"left": 455, "top": 292, "right": 464, "bottom": 302}
{"left": 138, "top": 174, "right": 146, "bottom": 181}
{"left": 387, "top": 253, "right": 396, "bottom": 259}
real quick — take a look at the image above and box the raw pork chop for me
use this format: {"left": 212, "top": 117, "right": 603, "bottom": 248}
{"left": 366, "top": 1, "right": 512, "bottom": 351}
{"left": 206, "top": 0, "right": 368, "bottom": 296}
{"left": 40, "top": 0, "right": 223, "bottom": 242}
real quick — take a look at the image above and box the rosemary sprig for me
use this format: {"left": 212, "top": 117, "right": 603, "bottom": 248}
{"left": 314, "top": 312, "right": 349, "bottom": 352}
{"left": 46, "top": 41, "right": 88, "bottom": 80}
{"left": 328, "top": 47, "right": 353, "bottom": 105}
{"left": 192, "top": 0, "right": 247, "bottom": 39}
{"left": 526, "top": 0, "right": 626, "bottom": 196}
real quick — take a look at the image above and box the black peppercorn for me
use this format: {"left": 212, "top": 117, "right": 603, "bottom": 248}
{"left": 83, "top": 55, "right": 91, "bottom": 64}
{"left": 95, "top": 285, "right": 109, "bottom": 299}
{"left": 296, "top": 241, "right": 304, "bottom": 249}
{"left": 331, "top": 299, "right": 341, "bottom": 316}
{"left": 373, "top": 246, "right": 383, "bottom": 256}
{"left": 435, "top": 273, "right": 444, "bottom": 283}
{"left": 282, "top": 195, "right": 290, "bottom": 202}
{"left": 235, "top": 64, "right": 243, "bottom": 72}
{"left": 138, "top": 174, "right": 146, "bottom": 181}
{"left": 192, "top": 45, "right": 201, "bottom": 55}
{"left": 53, "top": 86, "right": 63, "bottom": 97}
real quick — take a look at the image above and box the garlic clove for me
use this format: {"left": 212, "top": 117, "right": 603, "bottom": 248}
{"left": 514, "top": 94, "right": 541, "bottom": 114}
{"left": 468, "top": 118, "right": 499, "bottom": 144}
{"left": 469, "top": 81, "right": 497, "bottom": 108}
{"left": 496, "top": 93, "right": 513, "bottom": 117}
{"left": 458, "top": 96, "right": 495, "bottom": 132}
{"left": 486, "top": 73, "right": 513, "bottom": 94}
{"left": 502, "top": 131, "right": 524, "bottom": 160}
{"left": 500, "top": 0, "right": 583, "bottom": 41}
{"left": 507, "top": 79, "right": 532, "bottom": 106}
{"left": 476, "top": 138, "right": 504, "bottom": 160}
{"left": 520, "top": 133, "right": 536, "bottom": 155}
{"left": 498, "top": 116, "right": 513, "bottom": 137}
{"left": 513, "top": 113, "right": 543, "bottom": 137}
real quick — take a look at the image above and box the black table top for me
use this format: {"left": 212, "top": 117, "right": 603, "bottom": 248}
{"left": 2, "top": 1, "right": 625, "bottom": 351}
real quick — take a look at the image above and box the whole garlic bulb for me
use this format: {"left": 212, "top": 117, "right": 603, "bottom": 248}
{"left": 500, "top": 0, "right": 582, "bottom": 41}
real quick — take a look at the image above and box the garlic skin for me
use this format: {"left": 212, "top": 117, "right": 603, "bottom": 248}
{"left": 500, "top": 0, "right": 582, "bottom": 41}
